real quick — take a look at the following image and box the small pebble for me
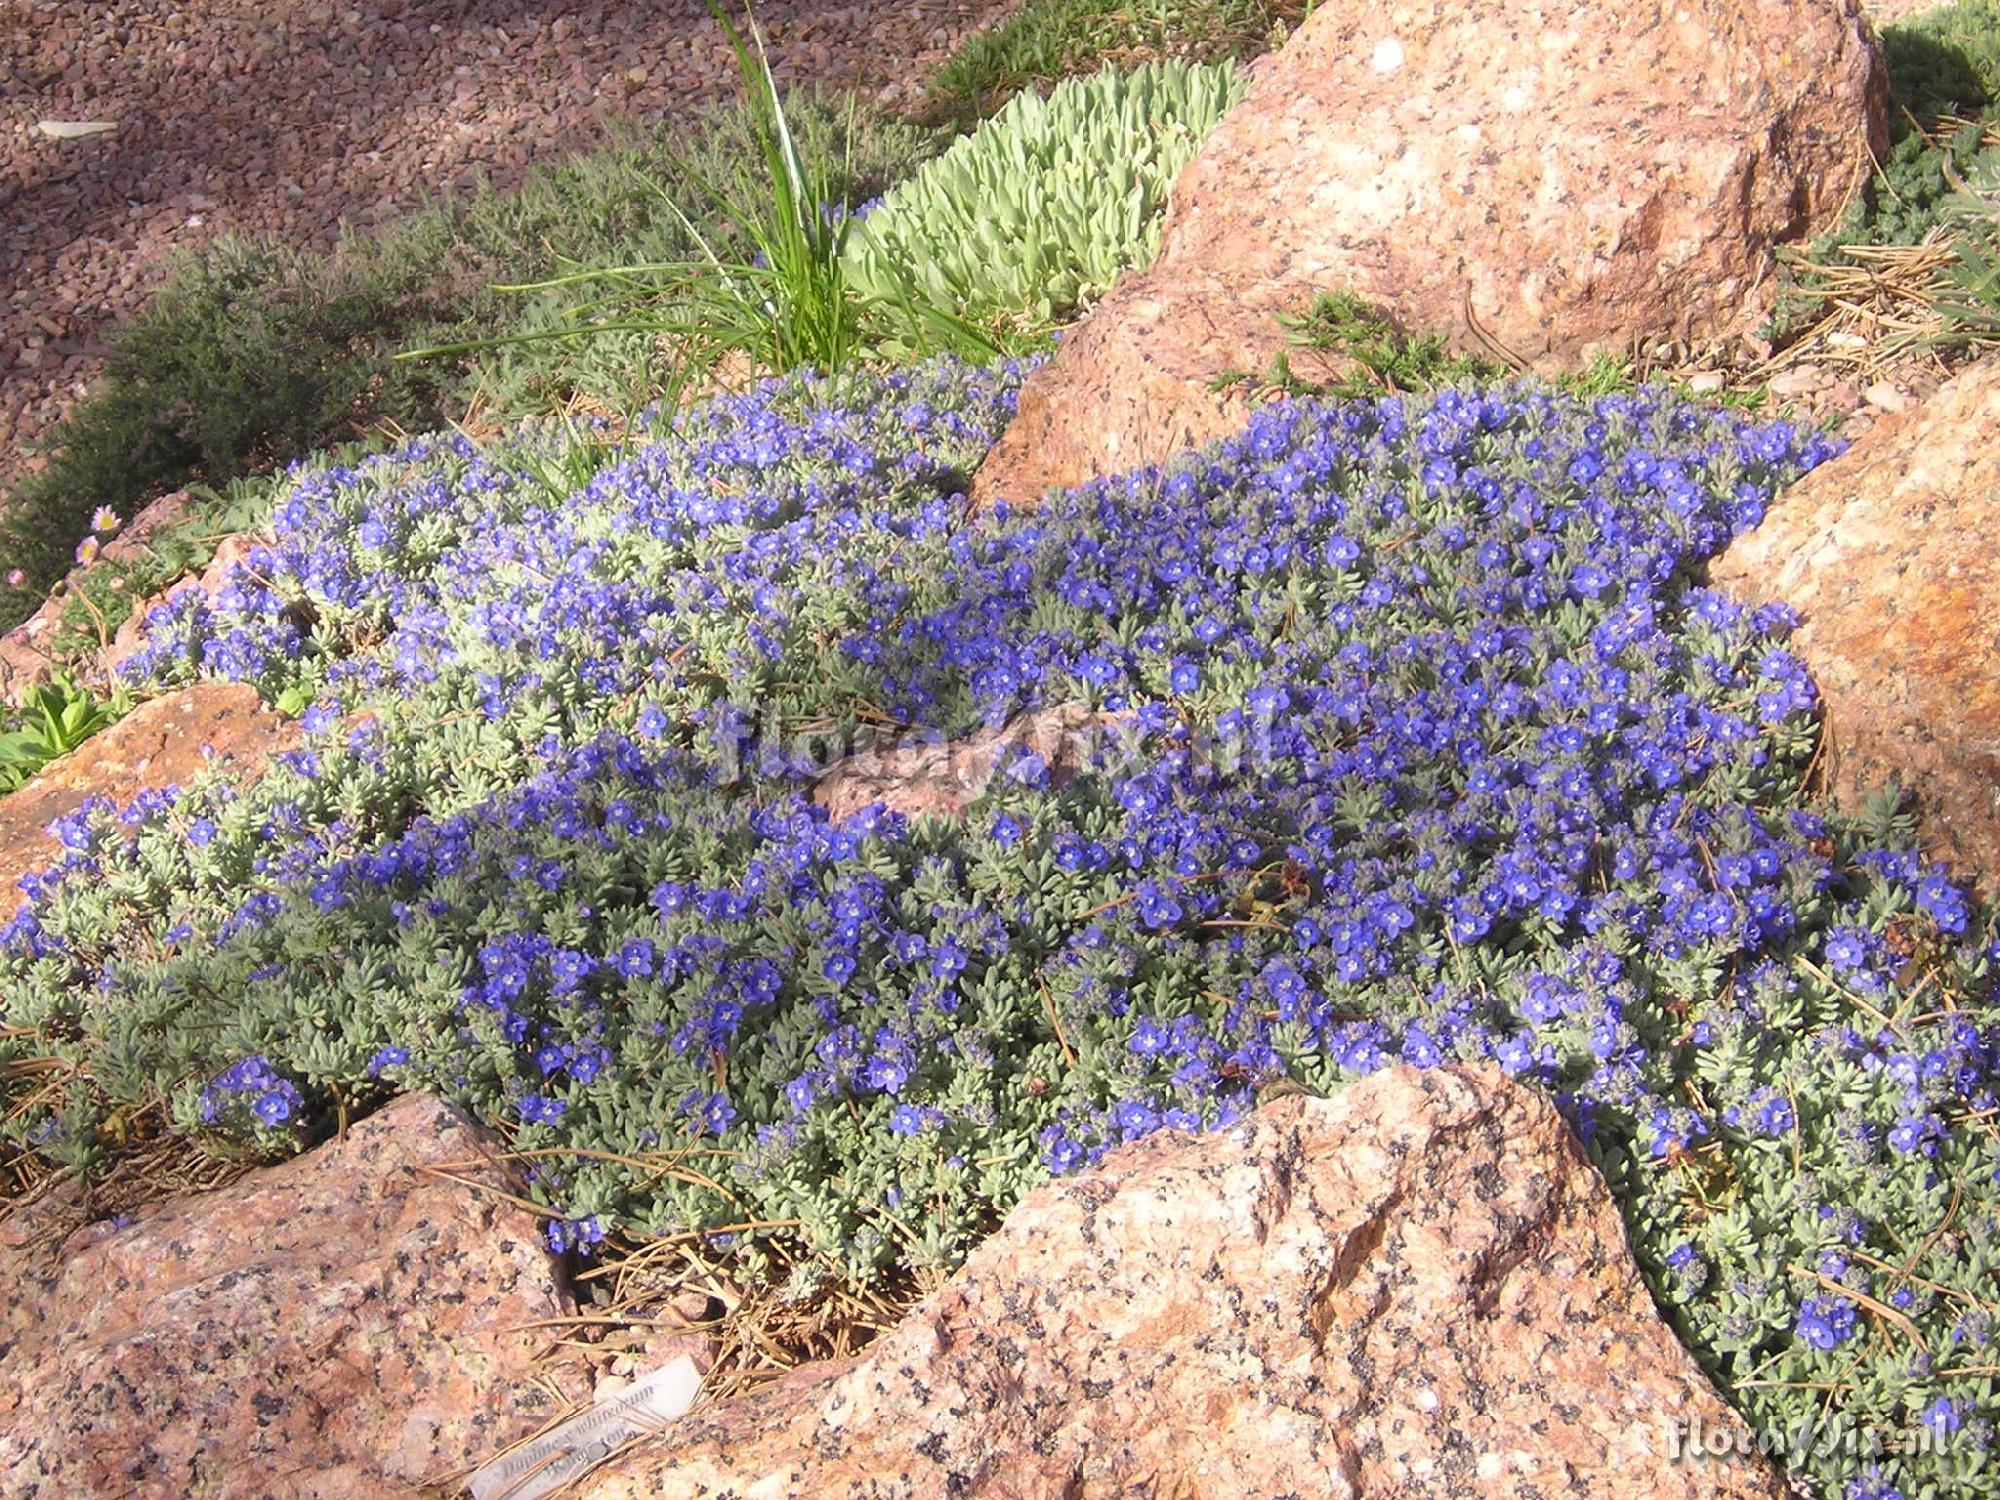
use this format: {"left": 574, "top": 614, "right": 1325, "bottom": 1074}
{"left": 1862, "top": 381, "right": 1909, "bottom": 414}
{"left": 1766, "top": 365, "right": 1829, "bottom": 398}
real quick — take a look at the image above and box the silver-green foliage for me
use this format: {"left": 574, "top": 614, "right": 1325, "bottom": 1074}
{"left": 843, "top": 60, "right": 1245, "bottom": 338}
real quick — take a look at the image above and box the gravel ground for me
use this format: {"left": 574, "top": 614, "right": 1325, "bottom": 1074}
{"left": 0, "top": 0, "right": 1012, "bottom": 477}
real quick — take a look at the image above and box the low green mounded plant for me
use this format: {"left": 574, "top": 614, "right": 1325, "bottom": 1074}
{"left": 845, "top": 61, "right": 1244, "bottom": 348}
{"left": 12, "top": 354, "right": 2000, "bottom": 1497}
{"left": 1267, "top": 289, "right": 1501, "bottom": 397}
{"left": 1927, "top": 137, "right": 2000, "bottom": 339}
{"left": 1227, "top": 292, "right": 1766, "bottom": 411}
{"left": 1878, "top": 0, "right": 2000, "bottom": 125}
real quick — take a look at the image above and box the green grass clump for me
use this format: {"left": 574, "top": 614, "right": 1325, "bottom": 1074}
{"left": 0, "top": 94, "right": 934, "bottom": 634}
{"left": 422, "top": 18, "right": 1020, "bottom": 393}
{"left": 1266, "top": 290, "right": 1500, "bottom": 397}
{"left": 1227, "top": 292, "right": 1768, "bottom": 411}
{"left": 846, "top": 61, "right": 1244, "bottom": 347}
{"left": 923, "top": 0, "right": 1300, "bottom": 122}
{"left": 465, "top": 54, "right": 1246, "bottom": 382}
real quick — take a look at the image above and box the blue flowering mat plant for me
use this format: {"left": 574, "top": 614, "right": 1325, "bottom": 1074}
{"left": 4, "top": 357, "right": 1998, "bottom": 1496}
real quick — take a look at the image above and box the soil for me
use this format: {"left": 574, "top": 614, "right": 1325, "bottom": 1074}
{"left": 0, "top": 0, "right": 1013, "bottom": 480}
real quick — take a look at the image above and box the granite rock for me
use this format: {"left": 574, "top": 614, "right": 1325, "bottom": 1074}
{"left": 0, "top": 681, "right": 295, "bottom": 914}
{"left": 0, "top": 1094, "right": 584, "bottom": 1499}
{"left": 579, "top": 1067, "right": 1786, "bottom": 1499}
{"left": 814, "top": 703, "right": 1122, "bottom": 824}
{"left": 974, "top": 0, "right": 1885, "bottom": 503}
{"left": 0, "top": 490, "right": 207, "bottom": 706}
{"left": 1712, "top": 356, "right": 2000, "bottom": 888}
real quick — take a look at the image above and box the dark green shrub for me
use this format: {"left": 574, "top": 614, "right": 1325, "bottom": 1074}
{"left": 0, "top": 239, "right": 449, "bottom": 623}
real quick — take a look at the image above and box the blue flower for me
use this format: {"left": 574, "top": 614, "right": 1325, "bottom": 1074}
{"left": 1918, "top": 874, "right": 1969, "bottom": 935}
{"left": 889, "top": 1102, "right": 944, "bottom": 1136}
{"left": 1129, "top": 1017, "right": 1172, "bottom": 1057}
{"left": 1844, "top": 1466, "right": 1904, "bottom": 1500}
{"left": 1134, "top": 880, "right": 1182, "bottom": 929}
{"left": 692, "top": 1092, "right": 736, "bottom": 1135}
{"left": 1921, "top": 1396, "right": 1961, "bottom": 1438}
{"left": 1824, "top": 927, "right": 1871, "bottom": 973}
{"left": 1888, "top": 1115, "right": 1940, "bottom": 1156}
{"left": 545, "top": 1214, "right": 607, "bottom": 1256}
{"left": 1751, "top": 1089, "right": 1796, "bottom": 1138}
{"left": 1796, "top": 1294, "right": 1859, "bottom": 1352}
{"left": 519, "top": 1093, "right": 567, "bottom": 1126}
{"left": 1113, "top": 1098, "right": 1160, "bottom": 1137}
{"left": 1045, "top": 1134, "right": 1086, "bottom": 1174}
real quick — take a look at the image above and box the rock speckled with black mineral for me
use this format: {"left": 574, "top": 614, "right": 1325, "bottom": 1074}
{"left": 1713, "top": 356, "right": 2000, "bottom": 892}
{"left": 974, "top": 0, "right": 1886, "bottom": 505}
{"left": 0, "top": 1094, "right": 586, "bottom": 1499}
{"left": 578, "top": 1066, "right": 1789, "bottom": 1499}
